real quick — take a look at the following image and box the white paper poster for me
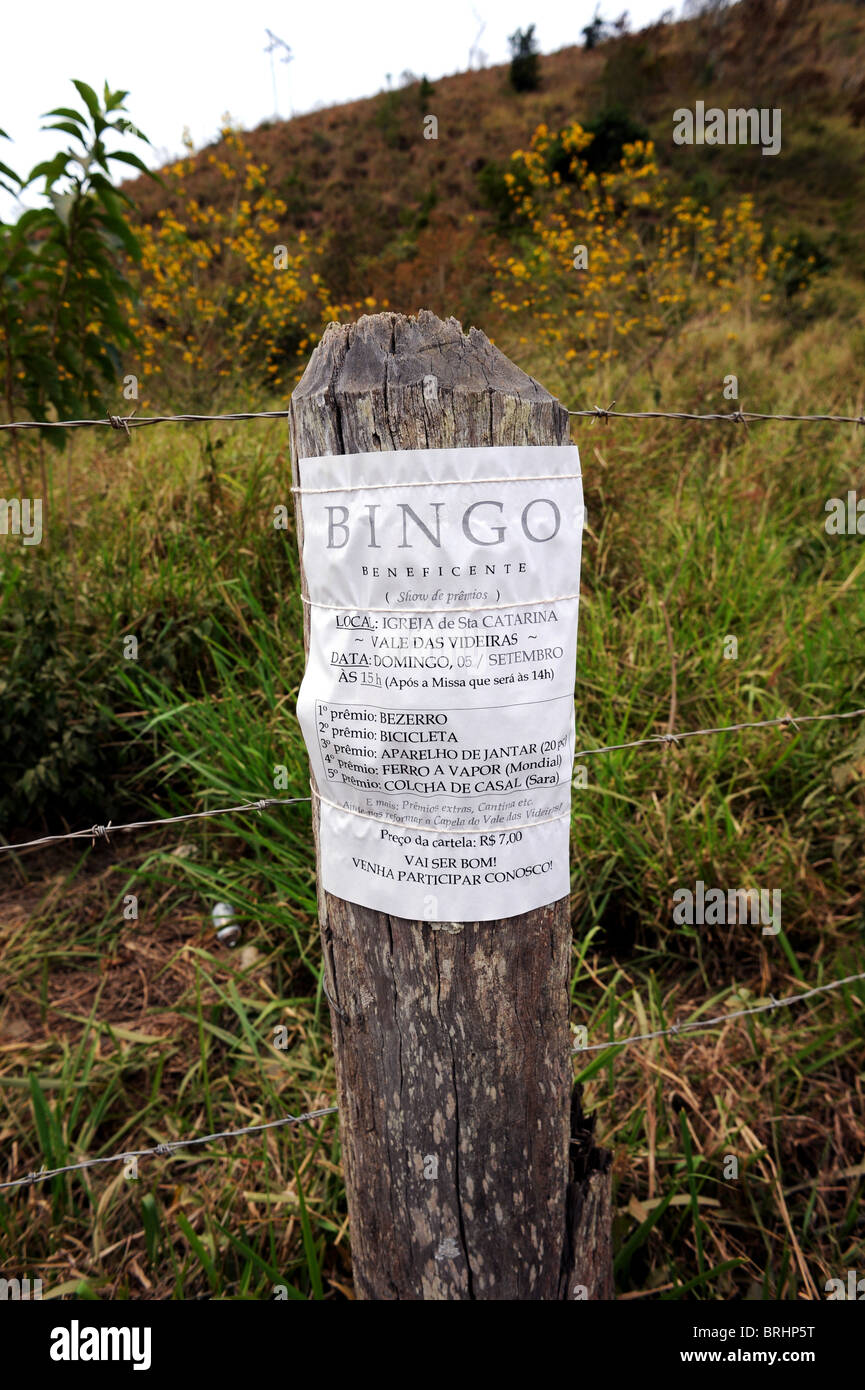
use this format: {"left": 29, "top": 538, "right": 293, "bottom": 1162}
{"left": 295, "top": 445, "right": 584, "bottom": 922}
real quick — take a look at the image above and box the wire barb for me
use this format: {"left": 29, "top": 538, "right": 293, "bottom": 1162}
{"left": 106, "top": 409, "right": 136, "bottom": 437}
{"left": 0, "top": 1107, "right": 339, "bottom": 1193}
{"left": 573, "top": 970, "right": 865, "bottom": 1054}
{"left": 592, "top": 399, "right": 616, "bottom": 425}
{"left": 651, "top": 732, "right": 681, "bottom": 748}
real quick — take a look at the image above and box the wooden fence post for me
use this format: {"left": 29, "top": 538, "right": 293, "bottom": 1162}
{"left": 289, "top": 309, "right": 612, "bottom": 1300}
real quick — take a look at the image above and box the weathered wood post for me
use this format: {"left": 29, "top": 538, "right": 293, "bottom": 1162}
{"left": 290, "top": 309, "right": 612, "bottom": 1300}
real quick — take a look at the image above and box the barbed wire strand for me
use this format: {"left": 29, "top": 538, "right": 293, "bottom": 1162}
{"left": 0, "top": 410, "right": 291, "bottom": 433}
{"left": 570, "top": 404, "right": 865, "bottom": 426}
{"left": 573, "top": 706, "right": 865, "bottom": 758}
{"left": 2, "top": 708, "right": 863, "bottom": 858}
{"left": 3, "top": 971, "right": 861, "bottom": 1192}
{"left": 2, "top": 406, "right": 865, "bottom": 434}
{"left": 574, "top": 970, "right": 865, "bottom": 1054}
{"left": 0, "top": 1107, "right": 339, "bottom": 1193}
{"left": 0, "top": 797, "right": 311, "bottom": 855}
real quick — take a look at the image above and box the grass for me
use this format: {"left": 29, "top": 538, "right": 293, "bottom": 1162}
{"left": 1, "top": 296, "right": 863, "bottom": 1299}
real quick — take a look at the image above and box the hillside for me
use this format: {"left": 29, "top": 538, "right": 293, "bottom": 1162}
{"left": 125, "top": 0, "right": 865, "bottom": 321}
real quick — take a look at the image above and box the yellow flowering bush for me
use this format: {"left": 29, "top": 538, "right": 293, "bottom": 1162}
{"left": 127, "top": 125, "right": 374, "bottom": 406}
{"left": 491, "top": 122, "right": 785, "bottom": 376}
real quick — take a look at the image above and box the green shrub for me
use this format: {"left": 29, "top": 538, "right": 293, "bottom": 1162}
{"left": 774, "top": 230, "right": 831, "bottom": 299}
{"left": 0, "top": 81, "right": 154, "bottom": 444}
{"left": 508, "top": 25, "right": 541, "bottom": 93}
{"left": 477, "top": 160, "right": 531, "bottom": 229}
{"left": 0, "top": 563, "right": 126, "bottom": 830}
{"left": 584, "top": 107, "right": 650, "bottom": 172}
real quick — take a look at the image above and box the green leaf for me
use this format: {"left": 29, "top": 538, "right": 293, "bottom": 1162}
{"left": 27, "top": 153, "right": 71, "bottom": 186}
{"left": 105, "top": 150, "right": 152, "bottom": 175}
{"left": 104, "top": 86, "right": 130, "bottom": 112}
{"left": 211, "top": 1217, "right": 287, "bottom": 1287}
{"left": 176, "top": 1211, "right": 220, "bottom": 1293}
{"left": 294, "top": 1159, "right": 325, "bottom": 1299}
{"left": 43, "top": 120, "right": 88, "bottom": 144}
{"left": 661, "top": 1259, "right": 744, "bottom": 1299}
{"left": 575, "top": 1042, "right": 627, "bottom": 1082}
{"left": 614, "top": 1183, "right": 678, "bottom": 1277}
{"left": 43, "top": 107, "right": 87, "bottom": 125}
{"left": 96, "top": 210, "right": 141, "bottom": 260}
{"left": 72, "top": 80, "right": 101, "bottom": 122}
{"left": 29, "top": 1071, "right": 64, "bottom": 1172}
{"left": 109, "top": 117, "right": 151, "bottom": 145}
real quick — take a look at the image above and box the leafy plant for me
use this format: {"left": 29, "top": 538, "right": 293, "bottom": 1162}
{"left": 508, "top": 25, "right": 541, "bottom": 93}
{"left": 477, "top": 160, "right": 532, "bottom": 229}
{"left": 0, "top": 561, "right": 122, "bottom": 828}
{"left": 583, "top": 107, "right": 650, "bottom": 173}
{"left": 772, "top": 229, "right": 831, "bottom": 300}
{"left": 0, "top": 126, "right": 20, "bottom": 196}
{"left": 0, "top": 81, "right": 154, "bottom": 442}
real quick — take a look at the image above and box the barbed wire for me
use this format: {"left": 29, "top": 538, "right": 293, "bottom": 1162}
{"left": 573, "top": 971, "right": 865, "bottom": 1053}
{"left": 2, "top": 708, "right": 862, "bottom": 858}
{"left": 572, "top": 706, "right": 865, "bottom": 758}
{"left": 0, "top": 409, "right": 291, "bottom": 433}
{"left": 0, "top": 796, "right": 311, "bottom": 856}
{"left": 3, "top": 969, "right": 861, "bottom": 1192}
{"left": 570, "top": 404, "right": 865, "bottom": 426}
{"left": 2, "top": 405, "right": 865, "bottom": 435}
{"left": 0, "top": 1107, "right": 339, "bottom": 1193}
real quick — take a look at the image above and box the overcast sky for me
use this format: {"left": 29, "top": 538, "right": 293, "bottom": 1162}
{"left": 2, "top": 0, "right": 680, "bottom": 218}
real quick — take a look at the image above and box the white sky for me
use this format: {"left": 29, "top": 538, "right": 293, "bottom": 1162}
{"left": 2, "top": 0, "right": 679, "bottom": 218}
